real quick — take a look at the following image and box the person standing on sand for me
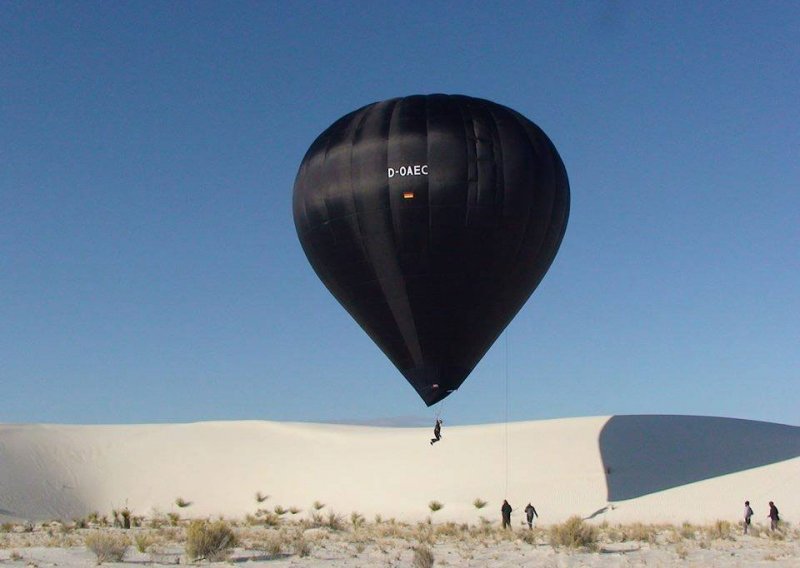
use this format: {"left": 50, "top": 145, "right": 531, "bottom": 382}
{"left": 430, "top": 418, "right": 442, "bottom": 445}
{"left": 743, "top": 500, "right": 753, "bottom": 534}
{"left": 524, "top": 503, "right": 538, "bottom": 529}
{"left": 768, "top": 501, "right": 780, "bottom": 531}
{"left": 501, "top": 500, "right": 512, "bottom": 529}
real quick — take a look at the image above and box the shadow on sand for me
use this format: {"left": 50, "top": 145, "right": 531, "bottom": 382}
{"left": 599, "top": 415, "right": 800, "bottom": 502}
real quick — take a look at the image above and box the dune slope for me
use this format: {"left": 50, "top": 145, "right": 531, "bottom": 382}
{"left": 1, "top": 415, "right": 797, "bottom": 525}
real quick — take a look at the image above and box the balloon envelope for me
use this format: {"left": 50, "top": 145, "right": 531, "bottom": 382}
{"left": 293, "top": 94, "right": 569, "bottom": 406}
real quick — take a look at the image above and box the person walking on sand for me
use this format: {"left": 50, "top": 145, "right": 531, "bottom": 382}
{"left": 768, "top": 501, "right": 780, "bottom": 531}
{"left": 430, "top": 418, "right": 442, "bottom": 445}
{"left": 501, "top": 500, "right": 512, "bottom": 529}
{"left": 743, "top": 500, "right": 753, "bottom": 534}
{"left": 524, "top": 503, "right": 538, "bottom": 529}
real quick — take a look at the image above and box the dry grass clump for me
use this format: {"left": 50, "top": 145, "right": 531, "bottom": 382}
{"left": 245, "top": 529, "right": 292, "bottom": 558}
{"left": 174, "top": 497, "right": 192, "bottom": 508}
{"left": 134, "top": 532, "right": 157, "bottom": 553}
{"left": 625, "top": 522, "right": 659, "bottom": 543}
{"left": 414, "top": 523, "right": 438, "bottom": 546}
{"left": 84, "top": 531, "right": 130, "bottom": 564}
{"left": 520, "top": 527, "right": 545, "bottom": 545}
{"left": 185, "top": 519, "right": 238, "bottom": 562}
{"left": 412, "top": 543, "right": 435, "bottom": 568}
{"left": 373, "top": 519, "right": 412, "bottom": 539}
{"left": 291, "top": 530, "right": 311, "bottom": 557}
{"left": 326, "top": 511, "right": 346, "bottom": 531}
{"left": 768, "top": 528, "right": 786, "bottom": 541}
{"left": 600, "top": 522, "right": 661, "bottom": 543}
{"left": 350, "top": 511, "right": 365, "bottom": 528}
{"left": 473, "top": 498, "right": 488, "bottom": 509}
{"left": 262, "top": 533, "right": 284, "bottom": 556}
{"left": 680, "top": 522, "right": 698, "bottom": 540}
{"left": 704, "top": 520, "right": 734, "bottom": 540}
{"left": 549, "top": 516, "right": 598, "bottom": 551}
{"left": 428, "top": 500, "right": 444, "bottom": 513}
{"left": 45, "top": 533, "right": 80, "bottom": 548}
{"left": 434, "top": 522, "right": 465, "bottom": 538}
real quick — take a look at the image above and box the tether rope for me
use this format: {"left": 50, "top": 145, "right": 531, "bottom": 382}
{"left": 504, "top": 329, "right": 510, "bottom": 498}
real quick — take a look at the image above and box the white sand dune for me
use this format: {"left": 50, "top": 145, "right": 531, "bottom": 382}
{"left": 1, "top": 415, "right": 798, "bottom": 526}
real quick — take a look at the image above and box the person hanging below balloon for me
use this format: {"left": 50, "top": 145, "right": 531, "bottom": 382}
{"left": 430, "top": 418, "right": 443, "bottom": 445}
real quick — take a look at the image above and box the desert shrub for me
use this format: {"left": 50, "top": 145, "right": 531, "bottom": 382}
{"left": 255, "top": 492, "right": 269, "bottom": 503}
{"left": 434, "top": 522, "right": 462, "bottom": 538}
{"left": 549, "top": 516, "right": 598, "bottom": 550}
{"left": 428, "top": 501, "right": 444, "bottom": 513}
{"left": 147, "top": 514, "right": 165, "bottom": 529}
{"left": 289, "top": 507, "right": 302, "bottom": 515}
{"left": 412, "top": 544, "right": 434, "bottom": 568}
{"left": 111, "top": 508, "right": 133, "bottom": 529}
{"left": 46, "top": 534, "right": 80, "bottom": 548}
{"left": 134, "top": 532, "right": 156, "bottom": 553}
{"left": 274, "top": 505, "right": 287, "bottom": 516}
{"left": 175, "top": 497, "right": 192, "bottom": 508}
{"left": 520, "top": 527, "right": 544, "bottom": 545}
{"left": 680, "top": 522, "right": 697, "bottom": 540}
{"left": 373, "top": 519, "right": 411, "bottom": 539}
{"left": 155, "top": 526, "right": 182, "bottom": 543}
{"left": 473, "top": 498, "right": 487, "bottom": 509}
{"left": 665, "top": 526, "right": 684, "bottom": 544}
{"left": 768, "top": 528, "right": 785, "bottom": 541}
{"left": 415, "top": 523, "right": 436, "bottom": 545}
{"left": 1, "top": 523, "right": 13, "bottom": 533}
{"left": 84, "top": 531, "right": 130, "bottom": 564}
{"left": 326, "top": 511, "right": 346, "bottom": 531}
{"left": 307, "top": 512, "right": 324, "bottom": 527}
{"left": 185, "top": 519, "right": 238, "bottom": 562}
{"left": 602, "top": 523, "right": 624, "bottom": 542}
{"left": 706, "top": 520, "right": 734, "bottom": 540}
{"left": 292, "top": 531, "right": 311, "bottom": 557}
{"left": 350, "top": 512, "right": 365, "bottom": 528}
{"left": 262, "top": 533, "right": 283, "bottom": 556}
{"left": 626, "top": 522, "right": 658, "bottom": 543}
{"left": 167, "top": 512, "right": 180, "bottom": 526}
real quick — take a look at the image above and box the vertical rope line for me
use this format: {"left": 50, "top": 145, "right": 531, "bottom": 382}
{"left": 505, "top": 330, "right": 509, "bottom": 498}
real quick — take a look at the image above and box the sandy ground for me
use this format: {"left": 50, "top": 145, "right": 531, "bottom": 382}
{"left": 1, "top": 522, "right": 799, "bottom": 567}
{"left": 1, "top": 415, "right": 798, "bottom": 564}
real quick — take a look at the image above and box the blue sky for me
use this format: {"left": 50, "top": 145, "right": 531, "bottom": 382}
{"left": 2, "top": 1, "right": 798, "bottom": 426}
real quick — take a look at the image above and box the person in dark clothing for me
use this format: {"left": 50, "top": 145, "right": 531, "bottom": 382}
{"left": 524, "top": 503, "right": 538, "bottom": 528}
{"left": 768, "top": 501, "right": 780, "bottom": 531}
{"left": 743, "top": 500, "right": 753, "bottom": 534}
{"left": 430, "top": 419, "right": 442, "bottom": 445}
{"left": 501, "top": 500, "right": 512, "bottom": 529}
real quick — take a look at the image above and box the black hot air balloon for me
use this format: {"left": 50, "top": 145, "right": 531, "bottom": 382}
{"left": 293, "top": 94, "right": 569, "bottom": 406}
